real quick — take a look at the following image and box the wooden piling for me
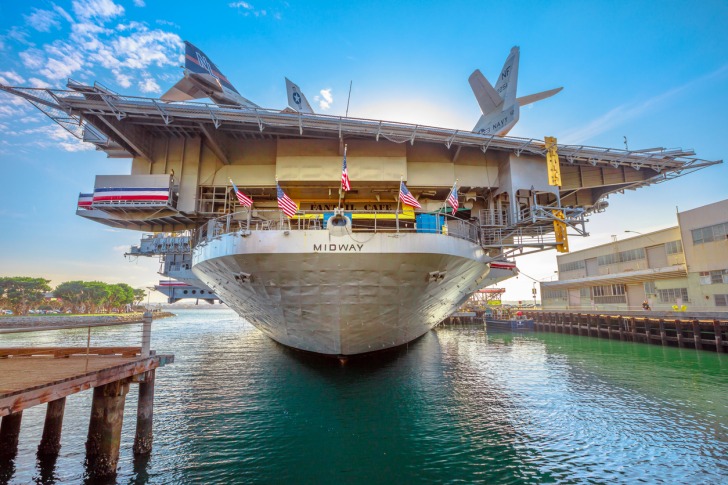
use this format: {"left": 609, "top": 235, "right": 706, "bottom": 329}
{"left": 715, "top": 320, "right": 724, "bottom": 353}
{"left": 526, "top": 311, "right": 726, "bottom": 353}
{"left": 692, "top": 320, "right": 703, "bottom": 351}
{"left": 675, "top": 320, "right": 684, "bottom": 348}
{"left": 0, "top": 411, "right": 23, "bottom": 458}
{"left": 658, "top": 319, "right": 667, "bottom": 347}
{"left": 37, "top": 397, "right": 66, "bottom": 456}
{"left": 133, "top": 369, "right": 156, "bottom": 455}
{"left": 85, "top": 379, "right": 131, "bottom": 478}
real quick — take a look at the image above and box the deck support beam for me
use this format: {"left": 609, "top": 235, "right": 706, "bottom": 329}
{"left": 133, "top": 370, "right": 156, "bottom": 455}
{"left": 0, "top": 411, "right": 23, "bottom": 458}
{"left": 38, "top": 397, "right": 66, "bottom": 456}
{"left": 85, "top": 379, "right": 130, "bottom": 478}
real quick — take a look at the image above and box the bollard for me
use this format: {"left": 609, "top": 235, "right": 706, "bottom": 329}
{"left": 133, "top": 370, "right": 156, "bottom": 455}
{"left": 38, "top": 397, "right": 66, "bottom": 456}
{"left": 86, "top": 379, "right": 131, "bottom": 478}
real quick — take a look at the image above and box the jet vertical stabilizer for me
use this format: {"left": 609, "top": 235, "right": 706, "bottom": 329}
{"left": 285, "top": 78, "right": 314, "bottom": 113}
{"left": 161, "top": 41, "right": 259, "bottom": 109}
{"left": 470, "top": 46, "right": 561, "bottom": 136}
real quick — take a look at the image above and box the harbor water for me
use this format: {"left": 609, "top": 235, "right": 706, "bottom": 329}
{"left": 2, "top": 308, "right": 726, "bottom": 484}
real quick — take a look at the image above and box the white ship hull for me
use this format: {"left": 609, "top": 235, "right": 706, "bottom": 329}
{"left": 192, "top": 230, "right": 516, "bottom": 355}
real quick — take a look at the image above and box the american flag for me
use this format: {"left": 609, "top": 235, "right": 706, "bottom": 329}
{"left": 341, "top": 147, "right": 351, "bottom": 192}
{"left": 446, "top": 182, "right": 458, "bottom": 211}
{"left": 230, "top": 179, "right": 253, "bottom": 208}
{"left": 277, "top": 183, "right": 298, "bottom": 217}
{"left": 399, "top": 181, "right": 421, "bottom": 209}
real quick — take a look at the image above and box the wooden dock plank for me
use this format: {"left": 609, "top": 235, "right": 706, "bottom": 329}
{"left": 0, "top": 354, "right": 173, "bottom": 416}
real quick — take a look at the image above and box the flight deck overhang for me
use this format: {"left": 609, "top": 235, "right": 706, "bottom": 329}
{"left": 1, "top": 83, "right": 721, "bottom": 178}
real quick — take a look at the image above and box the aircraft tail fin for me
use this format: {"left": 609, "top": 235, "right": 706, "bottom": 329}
{"left": 161, "top": 41, "right": 260, "bottom": 107}
{"left": 285, "top": 78, "right": 314, "bottom": 113}
{"left": 494, "top": 46, "right": 519, "bottom": 106}
{"left": 516, "top": 87, "right": 563, "bottom": 107}
{"left": 182, "top": 40, "right": 241, "bottom": 95}
{"left": 468, "top": 69, "right": 502, "bottom": 115}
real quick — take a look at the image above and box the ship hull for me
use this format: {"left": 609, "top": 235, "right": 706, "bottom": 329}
{"left": 192, "top": 230, "right": 515, "bottom": 355}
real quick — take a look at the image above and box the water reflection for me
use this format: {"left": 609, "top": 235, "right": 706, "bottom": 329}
{"left": 1, "top": 310, "right": 725, "bottom": 484}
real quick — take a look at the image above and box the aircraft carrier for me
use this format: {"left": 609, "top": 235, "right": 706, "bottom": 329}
{"left": 1, "top": 43, "right": 720, "bottom": 355}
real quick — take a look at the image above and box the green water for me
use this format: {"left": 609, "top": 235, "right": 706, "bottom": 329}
{"left": 1, "top": 309, "right": 726, "bottom": 484}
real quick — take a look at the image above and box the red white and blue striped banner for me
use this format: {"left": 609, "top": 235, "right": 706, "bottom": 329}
{"left": 92, "top": 187, "right": 170, "bottom": 203}
{"left": 490, "top": 261, "right": 517, "bottom": 270}
{"left": 77, "top": 193, "right": 93, "bottom": 209}
{"left": 158, "top": 281, "right": 191, "bottom": 287}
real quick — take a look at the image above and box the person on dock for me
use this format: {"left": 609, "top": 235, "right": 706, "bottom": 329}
{"left": 642, "top": 300, "right": 651, "bottom": 311}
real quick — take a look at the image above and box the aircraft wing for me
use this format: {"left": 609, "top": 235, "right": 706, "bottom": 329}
{"left": 516, "top": 87, "right": 563, "bottom": 107}
{"left": 161, "top": 76, "right": 207, "bottom": 102}
{"left": 468, "top": 69, "right": 502, "bottom": 115}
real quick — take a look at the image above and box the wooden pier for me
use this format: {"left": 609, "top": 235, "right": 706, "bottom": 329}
{"left": 525, "top": 311, "right": 727, "bottom": 353}
{"left": 0, "top": 313, "right": 173, "bottom": 480}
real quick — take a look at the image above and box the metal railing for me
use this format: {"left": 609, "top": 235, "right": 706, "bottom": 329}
{"left": 192, "top": 209, "right": 483, "bottom": 248}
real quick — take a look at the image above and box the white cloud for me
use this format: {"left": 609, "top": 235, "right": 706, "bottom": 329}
{"left": 25, "top": 8, "right": 61, "bottom": 32}
{"left": 28, "top": 77, "right": 51, "bottom": 88}
{"left": 40, "top": 44, "right": 85, "bottom": 80}
{"left": 20, "top": 49, "right": 45, "bottom": 70}
{"left": 72, "top": 0, "right": 125, "bottom": 21}
{"left": 0, "top": 70, "right": 25, "bottom": 84}
{"left": 133, "top": 0, "right": 146, "bottom": 6}
{"left": 53, "top": 5, "right": 74, "bottom": 23}
{"left": 561, "top": 64, "right": 728, "bottom": 145}
{"left": 60, "top": 140, "right": 95, "bottom": 152}
{"left": 315, "top": 88, "right": 333, "bottom": 110}
{"left": 156, "top": 19, "right": 179, "bottom": 29}
{"left": 229, "top": 1, "right": 254, "bottom": 9}
{"left": 115, "top": 71, "right": 132, "bottom": 88}
{"left": 138, "top": 76, "right": 160, "bottom": 93}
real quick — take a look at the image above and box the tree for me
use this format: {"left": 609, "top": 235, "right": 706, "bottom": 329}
{"left": 133, "top": 288, "right": 146, "bottom": 306}
{"left": 0, "top": 277, "right": 51, "bottom": 315}
{"left": 83, "top": 281, "right": 110, "bottom": 313}
{"left": 106, "top": 283, "right": 135, "bottom": 312}
{"left": 54, "top": 281, "right": 88, "bottom": 313}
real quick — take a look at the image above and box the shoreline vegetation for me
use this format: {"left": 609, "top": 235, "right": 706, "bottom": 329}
{"left": 0, "top": 311, "right": 176, "bottom": 332}
{"left": 0, "top": 277, "right": 148, "bottom": 316}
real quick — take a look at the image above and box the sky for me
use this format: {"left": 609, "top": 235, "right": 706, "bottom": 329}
{"left": 0, "top": 0, "right": 726, "bottom": 303}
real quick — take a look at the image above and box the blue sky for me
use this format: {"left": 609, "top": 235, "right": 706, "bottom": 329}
{"left": 0, "top": 0, "right": 726, "bottom": 301}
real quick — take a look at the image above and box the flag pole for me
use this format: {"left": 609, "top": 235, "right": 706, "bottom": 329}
{"left": 441, "top": 178, "right": 457, "bottom": 214}
{"left": 337, "top": 144, "right": 347, "bottom": 211}
{"left": 396, "top": 176, "right": 402, "bottom": 232}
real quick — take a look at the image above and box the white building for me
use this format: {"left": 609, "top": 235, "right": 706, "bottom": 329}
{"left": 540, "top": 199, "right": 728, "bottom": 312}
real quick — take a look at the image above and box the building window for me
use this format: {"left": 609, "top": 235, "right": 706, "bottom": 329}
{"left": 691, "top": 222, "right": 728, "bottom": 244}
{"left": 699, "top": 270, "right": 728, "bottom": 285}
{"left": 597, "top": 248, "right": 646, "bottom": 266}
{"left": 579, "top": 287, "right": 591, "bottom": 298}
{"left": 591, "top": 284, "right": 627, "bottom": 303}
{"left": 644, "top": 281, "right": 656, "bottom": 295}
{"left": 543, "top": 289, "right": 567, "bottom": 301}
{"left": 665, "top": 240, "right": 683, "bottom": 254}
{"left": 657, "top": 288, "right": 689, "bottom": 303}
{"left": 558, "top": 260, "right": 586, "bottom": 272}
{"left": 716, "top": 295, "right": 728, "bottom": 307}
